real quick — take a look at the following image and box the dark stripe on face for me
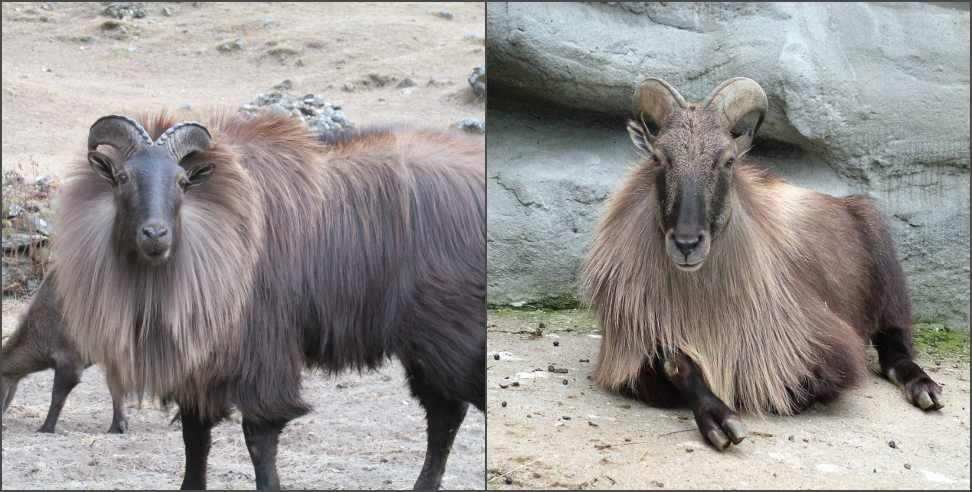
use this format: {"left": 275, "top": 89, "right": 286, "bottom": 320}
{"left": 710, "top": 171, "right": 730, "bottom": 231}
{"left": 674, "top": 175, "right": 705, "bottom": 238}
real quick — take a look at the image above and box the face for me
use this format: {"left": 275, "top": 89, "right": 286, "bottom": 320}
{"left": 628, "top": 109, "right": 752, "bottom": 271}
{"left": 89, "top": 146, "right": 213, "bottom": 266}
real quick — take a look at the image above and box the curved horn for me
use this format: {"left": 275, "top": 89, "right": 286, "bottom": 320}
{"left": 702, "top": 77, "right": 768, "bottom": 136}
{"left": 157, "top": 122, "right": 212, "bottom": 161}
{"left": 632, "top": 78, "right": 689, "bottom": 129}
{"left": 87, "top": 115, "right": 152, "bottom": 158}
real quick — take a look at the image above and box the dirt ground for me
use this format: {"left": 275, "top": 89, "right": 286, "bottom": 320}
{"left": 2, "top": 1, "right": 485, "bottom": 489}
{"left": 486, "top": 310, "right": 971, "bottom": 490}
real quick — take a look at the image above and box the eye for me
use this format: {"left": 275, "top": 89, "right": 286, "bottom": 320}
{"left": 178, "top": 175, "right": 189, "bottom": 190}
{"left": 116, "top": 172, "right": 129, "bottom": 184}
{"left": 724, "top": 157, "right": 735, "bottom": 169}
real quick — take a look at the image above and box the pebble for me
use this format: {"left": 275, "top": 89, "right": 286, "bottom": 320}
{"left": 456, "top": 117, "right": 485, "bottom": 134}
{"left": 217, "top": 39, "right": 244, "bottom": 53}
{"left": 553, "top": 340, "right": 560, "bottom": 347}
{"left": 501, "top": 401, "right": 507, "bottom": 407}
{"left": 888, "top": 440, "right": 897, "bottom": 449}
{"left": 468, "top": 65, "right": 486, "bottom": 98}
{"left": 493, "top": 354, "right": 500, "bottom": 360}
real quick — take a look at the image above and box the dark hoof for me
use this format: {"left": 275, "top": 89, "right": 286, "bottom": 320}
{"left": 693, "top": 404, "right": 746, "bottom": 451}
{"left": 906, "top": 376, "right": 944, "bottom": 411}
{"left": 108, "top": 421, "right": 129, "bottom": 434}
{"left": 37, "top": 426, "right": 56, "bottom": 434}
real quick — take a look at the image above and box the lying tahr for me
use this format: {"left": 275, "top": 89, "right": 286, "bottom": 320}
{"left": 581, "top": 77, "right": 943, "bottom": 450}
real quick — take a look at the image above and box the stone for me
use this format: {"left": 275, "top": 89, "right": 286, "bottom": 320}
{"left": 456, "top": 117, "right": 485, "bottom": 134}
{"left": 486, "top": 3, "right": 970, "bottom": 330}
{"left": 217, "top": 38, "right": 244, "bottom": 53}
{"left": 468, "top": 65, "right": 486, "bottom": 99}
{"left": 103, "top": 2, "right": 146, "bottom": 20}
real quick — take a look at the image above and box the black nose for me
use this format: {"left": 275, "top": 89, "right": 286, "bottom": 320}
{"left": 673, "top": 234, "right": 703, "bottom": 256}
{"left": 141, "top": 224, "right": 169, "bottom": 240}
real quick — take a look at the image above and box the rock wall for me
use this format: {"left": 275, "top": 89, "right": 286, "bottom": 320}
{"left": 486, "top": 2, "right": 970, "bottom": 330}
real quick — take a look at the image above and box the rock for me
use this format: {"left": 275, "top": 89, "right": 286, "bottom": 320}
{"left": 161, "top": 6, "right": 172, "bottom": 17}
{"left": 103, "top": 2, "right": 146, "bottom": 20}
{"left": 240, "top": 88, "right": 353, "bottom": 136}
{"left": 368, "top": 73, "right": 397, "bottom": 87}
{"left": 265, "top": 46, "right": 301, "bottom": 64}
{"left": 217, "top": 39, "right": 244, "bottom": 53}
{"left": 6, "top": 203, "right": 24, "bottom": 218}
{"left": 468, "top": 65, "right": 486, "bottom": 99}
{"left": 396, "top": 78, "right": 416, "bottom": 89}
{"left": 486, "top": 2, "right": 971, "bottom": 331}
{"left": 456, "top": 117, "right": 485, "bottom": 134}
{"left": 431, "top": 10, "right": 454, "bottom": 20}
{"left": 27, "top": 215, "right": 51, "bottom": 236}
{"left": 274, "top": 79, "right": 294, "bottom": 91}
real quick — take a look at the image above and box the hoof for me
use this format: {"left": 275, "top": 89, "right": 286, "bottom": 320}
{"left": 108, "top": 421, "right": 129, "bottom": 434}
{"left": 37, "top": 426, "right": 55, "bottom": 434}
{"left": 694, "top": 403, "right": 747, "bottom": 451}
{"left": 907, "top": 377, "right": 944, "bottom": 411}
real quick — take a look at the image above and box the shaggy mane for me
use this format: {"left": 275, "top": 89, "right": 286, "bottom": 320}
{"left": 582, "top": 162, "right": 867, "bottom": 415}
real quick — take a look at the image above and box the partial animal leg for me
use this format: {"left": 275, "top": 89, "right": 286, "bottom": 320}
{"left": 180, "top": 409, "right": 219, "bottom": 490}
{"left": 406, "top": 365, "right": 470, "bottom": 490}
{"left": 660, "top": 352, "right": 746, "bottom": 450}
{"left": 874, "top": 327, "right": 944, "bottom": 411}
{"left": 785, "top": 328, "right": 866, "bottom": 414}
{"left": 105, "top": 368, "right": 128, "bottom": 434}
{"left": 2, "top": 377, "right": 21, "bottom": 414}
{"left": 855, "top": 198, "right": 943, "bottom": 411}
{"left": 37, "top": 361, "right": 82, "bottom": 433}
{"left": 241, "top": 417, "right": 287, "bottom": 490}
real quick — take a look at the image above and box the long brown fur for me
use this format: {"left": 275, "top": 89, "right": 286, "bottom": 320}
{"left": 53, "top": 110, "right": 485, "bottom": 421}
{"left": 582, "top": 160, "right": 877, "bottom": 415}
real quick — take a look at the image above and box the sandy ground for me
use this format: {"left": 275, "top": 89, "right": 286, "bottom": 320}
{"left": 1, "top": 361, "right": 485, "bottom": 490}
{"left": 2, "top": 2, "right": 485, "bottom": 178}
{"left": 486, "top": 310, "right": 971, "bottom": 490}
{"left": 2, "top": 1, "right": 485, "bottom": 489}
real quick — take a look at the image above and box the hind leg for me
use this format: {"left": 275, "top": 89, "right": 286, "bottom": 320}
{"left": 406, "top": 364, "right": 469, "bottom": 490}
{"left": 2, "top": 377, "right": 21, "bottom": 414}
{"left": 785, "top": 331, "right": 866, "bottom": 414}
{"left": 38, "top": 359, "right": 82, "bottom": 433}
{"left": 874, "top": 327, "right": 943, "bottom": 411}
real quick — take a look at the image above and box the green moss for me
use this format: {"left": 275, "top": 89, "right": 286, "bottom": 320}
{"left": 913, "top": 322, "right": 969, "bottom": 361}
{"left": 487, "top": 294, "right": 580, "bottom": 311}
{"left": 487, "top": 306, "right": 598, "bottom": 334}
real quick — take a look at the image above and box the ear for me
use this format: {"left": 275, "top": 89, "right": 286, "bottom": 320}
{"left": 626, "top": 117, "right": 656, "bottom": 157}
{"left": 87, "top": 151, "right": 116, "bottom": 184}
{"left": 734, "top": 128, "right": 754, "bottom": 157}
{"left": 185, "top": 162, "right": 215, "bottom": 189}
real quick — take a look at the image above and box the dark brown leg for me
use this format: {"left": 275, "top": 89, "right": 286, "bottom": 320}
{"left": 180, "top": 409, "right": 218, "bottom": 490}
{"left": 38, "top": 363, "right": 81, "bottom": 433}
{"left": 874, "top": 328, "right": 944, "bottom": 411}
{"left": 105, "top": 369, "right": 128, "bottom": 434}
{"left": 661, "top": 352, "right": 747, "bottom": 450}
{"left": 242, "top": 417, "right": 286, "bottom": 490}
